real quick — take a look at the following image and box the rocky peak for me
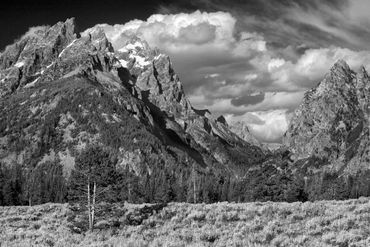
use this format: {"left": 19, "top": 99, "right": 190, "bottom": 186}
{"left": 355, "top": 66, "right": 370, "bottom": 117}
{"left": 114, "top": 36, "right": 192, "bottom": 119}
{"left": 216, "top": 115, "right": 228, "bottom": 126}
{"left": 119, "top": 36, "right": 152, "bottom": 54}
{"left": 86, "top": 27, "right": 114, "bottom": 52}
{"left": 313, "top": 60, "right": 355, "bottom": 98}
{"left": 330, "top": 59, "right": 352, "bottom": 77}
{"left": 0, "top": 18, "right": 78, "bottom": 96}
{"left": 283, "top": 60, "right": 369, "bottom": 173}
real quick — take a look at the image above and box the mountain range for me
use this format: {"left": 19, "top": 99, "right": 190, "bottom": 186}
{"left": 0, "top": 18, "right": 369, "bottom": 205}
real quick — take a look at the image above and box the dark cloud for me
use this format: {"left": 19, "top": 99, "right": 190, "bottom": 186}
{"left": 231, "top": 93, "right": 265, "bottom": 107}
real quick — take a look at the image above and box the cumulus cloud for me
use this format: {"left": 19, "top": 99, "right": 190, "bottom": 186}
{"left": 252, "top": 47, "right": 370, "bottom": 91}
{"left": 84, "top": 11, "right": 238, "bottom": 51}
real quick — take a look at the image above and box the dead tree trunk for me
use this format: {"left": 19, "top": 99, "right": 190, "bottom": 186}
{"left": 193, "top": 163, "right": 197, "bottom": 203}
{"left": 91, "top": 182, "right": 96, "bottom": 231}
{"left": 87, "top": 180, "right": 93, "bottom": 231}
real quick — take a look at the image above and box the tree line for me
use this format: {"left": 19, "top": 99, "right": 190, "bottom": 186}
{"left": 1, "top": 145, "right": 370, "bottom": 208}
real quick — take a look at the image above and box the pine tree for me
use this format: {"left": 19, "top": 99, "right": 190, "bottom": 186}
{"left": 68, "top": 145, "right": 117, "bottom": 231}
{"left": 2, "top": 163, "right": 24, "bottom": 205}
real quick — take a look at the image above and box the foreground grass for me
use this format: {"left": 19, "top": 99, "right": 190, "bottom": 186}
{"left": 1, "top": 198, "right": 370, "bottom": 247}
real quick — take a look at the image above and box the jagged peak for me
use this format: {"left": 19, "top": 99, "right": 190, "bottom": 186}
{"left": 310, "top": 60, "right": 354, "bottom": 97}
{"left": 192, "top": 108, "right": 211, "bottom": 117}
{"left": 329, "top": 59, "right": 352, "bottom": 78}
{"left": 123, "top": 36, "right": 151, "bottom": 51}
{"left": 64, "top": 17, "right": 76, "bottom": 27}
{"left": 58, "top": 17, "right": 76, "bottom": 34}
{"left": 216, "top": 115, "right": 228, "bottom": 126}
{"left": 44, "top": 17, "right": 77, "bottom": 42}
{"left": 332, "top": 59, "right": 350, "bottom": 69}
{"left": 85, "top": 25, "right": 105, "bottom": 39}
{"left": 117, "top": 35, "right": 159, "bottom": 60}
{"left": 81, "top": 26, "right": 114, "bottom": 52}
{"left": 357, "top": 65, "right": 369, "bottom": 79}
{"left": 0, "top": 17, "right": 78, "bottom": 73}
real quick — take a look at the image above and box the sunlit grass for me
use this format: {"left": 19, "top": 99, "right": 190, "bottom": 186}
{"left": 1, "top": 198, "right": 370, "bottom": 246}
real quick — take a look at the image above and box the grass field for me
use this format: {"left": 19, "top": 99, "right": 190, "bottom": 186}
{"left": 1, "top": 198, "right": 370, "bottom": 247}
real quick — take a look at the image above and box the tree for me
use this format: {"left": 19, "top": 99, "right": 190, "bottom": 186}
{"left": 68, "top": 145, "right": 117, "bottom": 231}
{"left": 25, "top": 161, "right": 66, "bottom": 206}
{"left": 0, "top": 163, "right": 25, "bottom": 206}
{"left": 0, "top": 162, "right": 5, "bottom": 205}
{"left": 187, "top": 162, "right": 199, "bottom": 203}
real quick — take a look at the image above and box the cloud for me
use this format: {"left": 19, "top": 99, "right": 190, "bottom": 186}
{"left": 178, "top": 22, "right": 216, "bottom": 44}
{"left": 248, "top": 110, "right": 290, "bottom": 143}
{"left": 84, "top": 11, "right": 238, "bottom": 51}
{"left": 254, "top": 47, "right": 370, "bottom": 91}
{"left": 189, "top": 91, "right": 304, "bottom": 115}
{"left": 231, "top": 93, "right": 265, "bottom": 107}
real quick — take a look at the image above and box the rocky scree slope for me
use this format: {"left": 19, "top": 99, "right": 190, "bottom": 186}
{"left": 0, "top": 18, "right": 265, "bottom": 203}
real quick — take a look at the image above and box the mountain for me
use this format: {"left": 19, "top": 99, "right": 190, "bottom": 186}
{"left": 283, "top": 60, "right": 369, "bottom": 173}
{"left": 228, "top": 120, "right": 261, "bottom": 147}
{"left": 228, "top": 121, "right": 283, "bottom": 152}
{"left": 234, "top": 60, "right": 370, "bottom": 202}
{"left": 281, "top": 60, "right": 370, "bottom": 200}
{"left": 0, "top": 18, "right": 265, "bottom": 205}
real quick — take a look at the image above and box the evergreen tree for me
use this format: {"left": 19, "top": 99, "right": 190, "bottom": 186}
{"left": 68, "top": 145, "right": 117, "bottom": 231}
{"left": 25, "top": 161, "right": 66, "bottom": 206}
{"left": 2, "top": 163, "right": 24, "bottom": 205}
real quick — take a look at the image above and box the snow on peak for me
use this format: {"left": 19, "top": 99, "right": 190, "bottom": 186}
{"left": 14, "top": 61, "right": 25, "bottom": 68}
{"left": 119, "top": 59, "right": 128, "bottom": 68}
{"left": 58, "top": 39, "right": 77, "bottom": 58}
{"left": 126, "top": 41, "right": 145, "bottom": 50}
{"left": 131, "top": 54, "right": 151, "bottom": 68}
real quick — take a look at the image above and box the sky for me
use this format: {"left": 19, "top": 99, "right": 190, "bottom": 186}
{"left": 2, "top": 0, "right": 370, "bottom": 143}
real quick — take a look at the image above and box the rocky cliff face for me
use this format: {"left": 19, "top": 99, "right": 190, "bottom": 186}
{"left": 0, "top": 18, "right": 265, "bottom": 184}
{"left": 283, "top": 60, "right": 370, "bottom": 175}
{"left": 0, "top": 18, "right": 77, "bottom": 96}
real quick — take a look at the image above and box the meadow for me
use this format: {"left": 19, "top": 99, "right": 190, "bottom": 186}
{"left": 1, "top": 198, "right": 370, "bottom": 247}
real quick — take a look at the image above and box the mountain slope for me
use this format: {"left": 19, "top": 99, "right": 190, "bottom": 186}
{"left": 283, "top": 60, "right": 369, "bottom": 174}
{"left": 0, "top": 18, "right": 265, "bottom": 204}
{"left": 277, "top": 60, "right": 370, "bottom": 200}
{"left": 233, "top": 60, "right": 370, "bottom": 202}
{"left": 228, "top": 120, "right": 261, "bottom": 147}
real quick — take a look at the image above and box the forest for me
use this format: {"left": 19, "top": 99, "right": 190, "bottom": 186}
{"left": 1, "top": 144, "right": 370, "bottom": 207}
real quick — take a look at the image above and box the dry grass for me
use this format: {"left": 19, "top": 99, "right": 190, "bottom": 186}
{"left": 1, "top": 198, "right": 370, "bottom": 246}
